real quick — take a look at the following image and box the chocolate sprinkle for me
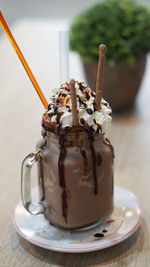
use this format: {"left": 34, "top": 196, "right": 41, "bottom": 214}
{"left": 64, "top": 86, "right": 70, "bottom": 92}
{"left": 93, "top": 101, "right": 97, "bottom": 112}
{"left": 56, "top": 112, "right": 64, "bottom": 124}
{"left": 93, "top": 119, "right": 97, "bottom": 125}
{"left": 48, "top": 112, "right": 55, "bottom": 118}
{"left": 102, "top": 229, "right": 107, "bottom": 233}
{"left": 54, "top": 106, "right": 58, "bottom": 113}
{"left": 91, "top": 91, "right": 96, "bottom": 97}
{"left": 60, "top": 93, "right": 67, "bottom": 97}
{"left": 79, "top": 83, "right": 86, "bottom": 91}
{"left": 78, "top": 95, "right": 87, "bottom": 108}
{"left": 86, "top": 108, "right": 93, "bottom": 115}
{"left": 66, "top": 105, "right": 71, "bottom": 112}
{"left": 80, "top": 118, "right": 85, "bottom": 125}
{"left": 48, "top": 104, "right": 51, "bottom": 110}
{"left": 85, "top": 92, "right": 90, "bottom": 101}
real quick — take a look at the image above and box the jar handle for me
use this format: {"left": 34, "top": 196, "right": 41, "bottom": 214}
{"left": 21, "top": 148, "right": 44, "bottom": 215}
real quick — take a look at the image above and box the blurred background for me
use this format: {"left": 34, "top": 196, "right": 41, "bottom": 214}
{"left": 1, "top": 0, "right": 150, "bottom": 104}
{"left": 0, "top": 2, "right": 150, "bottom": 266}
{"left": 0, "top": 0, "right": 150, "bottom": 24}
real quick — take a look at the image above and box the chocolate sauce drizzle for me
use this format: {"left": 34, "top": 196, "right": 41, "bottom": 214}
{"left": 42, "top": 123, "right": 114, "bottom": 222}
{"left": 58, "top": 133, "right": 66, "bottom": 188}
{"left": 86, "top": 128, "right": 98, "bottom": 195}
{"left": 61, "top": 190, "right": 68, "bottom": 223}
{"left": 80, "top": 149, "right": 88, "bottom": 177}
{"left": 58, "top": 129, "right": 69, "bottom": 222}
{"left": 97, "top": 153, "right": 102, "bottom": 166}
{"left": 94, "top": 233, "right": 104, "bottom": 238}
{"left": 103, "top": 138, "right": 114, "bottom": 195}
{"left": 104, "top": 138, "right": 115, "bottom": 159}
{"left": 42, "top": 123, "right": 69, "bottom": 222}
{"left": 38, "top": 156, "right": 45, "bottom": 201}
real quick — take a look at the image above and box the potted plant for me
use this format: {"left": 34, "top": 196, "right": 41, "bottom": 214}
{"left": 70, "top": 0, "right": 150, "bottom": 111}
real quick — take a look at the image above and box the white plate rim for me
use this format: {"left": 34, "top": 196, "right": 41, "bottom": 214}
{"left": 13, "top": 185, "right": 142, "bottom": 253}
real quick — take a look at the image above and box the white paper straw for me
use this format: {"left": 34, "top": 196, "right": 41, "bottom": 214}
{"left": 59, "top": 30, "right": 69, "bottom": 84}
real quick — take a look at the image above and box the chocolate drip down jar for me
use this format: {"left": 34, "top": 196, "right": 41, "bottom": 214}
{"left": 21, "top": 81, "right": 114, "bottom": 230}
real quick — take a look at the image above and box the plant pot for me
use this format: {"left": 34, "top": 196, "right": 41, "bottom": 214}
{"left": 83, "top": 56, "right": 147, "bottom": 111}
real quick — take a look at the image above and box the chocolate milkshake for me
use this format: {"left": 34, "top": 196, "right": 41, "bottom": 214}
{"left": 36, "top": 81, "right": 114, "bottom": 229}
{"left": 1, "top": 9, "right": 114, "bottom": 230}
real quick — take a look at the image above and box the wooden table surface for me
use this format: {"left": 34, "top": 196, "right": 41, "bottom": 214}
{"left": 0, "top": 19, "right": 150, "bottom": 267}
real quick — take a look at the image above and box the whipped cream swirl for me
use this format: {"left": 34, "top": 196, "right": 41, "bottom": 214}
{"left": 43, "top": 81, "right": 112, "bottom": 132}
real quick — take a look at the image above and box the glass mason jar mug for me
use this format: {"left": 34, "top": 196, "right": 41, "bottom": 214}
{"left": 21, "top": 126, "right": 114, "bottom": 230}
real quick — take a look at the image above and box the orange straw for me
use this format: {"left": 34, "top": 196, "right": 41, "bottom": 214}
{"left": 95, "top": 44, "right": 106, "bottom": 111}
{"left": 0, "top": 10, "right": 48, "bottom": 108}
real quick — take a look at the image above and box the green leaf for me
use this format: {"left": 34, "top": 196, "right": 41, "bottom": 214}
{"left": 70, "top": 0, "right": 150, "bottom": 65}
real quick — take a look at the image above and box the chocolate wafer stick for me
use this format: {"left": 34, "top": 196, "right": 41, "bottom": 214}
{"left": 96, "top": 44, "right": 106, "bottom": 110}
{"left": 70, "top": 79, "right": 79, "bottom": 126}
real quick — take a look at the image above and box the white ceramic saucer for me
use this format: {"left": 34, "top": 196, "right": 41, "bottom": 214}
{"left": 13, "top": 185, "right": 142, "bottom": 253}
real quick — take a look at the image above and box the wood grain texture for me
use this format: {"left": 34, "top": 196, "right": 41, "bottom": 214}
{"left": 0, "top": 20, "right": 150, "bottom": 267}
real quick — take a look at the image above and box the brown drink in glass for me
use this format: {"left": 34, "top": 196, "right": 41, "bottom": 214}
{"left": 21, "top": 81, "right": 114, "bottom": 230}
